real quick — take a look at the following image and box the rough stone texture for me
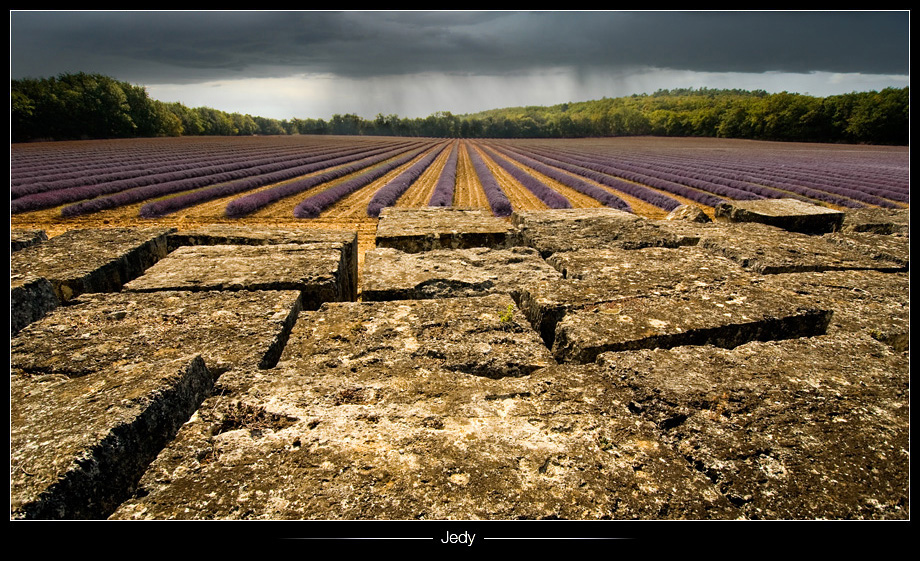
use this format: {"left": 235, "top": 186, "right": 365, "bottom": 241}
{"left": 714, "top": 198, "right": 845, "bottom": 234}
{"left": 110, "top": 295, "right": 739, "bottom": 520}
{"left": 546, "top": 245, "right": 743, "bottom": 282}
{"left": 375, "top": 207, "right": 515, "bottom": 252}
{"left": 11, "top": 228, "right": 48, "bottom": 251}
{"left": 551, "top": 281, "right": 832, "bottom": 364}
{"left": 166, "top": 225, "right": 358, "bottom": 300}
{"left": 822, "top": 231, "right": 909, "bottom": 270}
{"left": 757, "top": 270, "right": 910, "bottom": 352}
{"left": 512, "top": 208, "right": 698, "bottom": 257}
{"left": 11, "top": 290, "right": 303, "bottom": 374}
{"left": 362, "top": 246, "right": 563, "bottom": 302}
{"left": 596, "top": 332, "right": 909, "bottom": 519}
{"left": 9, "top": 227, "right": 173, "bottom": 302}
{"left": 678, "top": 222, "right": 907, "bottom": 274}
{"left": 11, "top": 355, "right": 212, "bottom": 519}
{"left": 511, "top": 207, "right": 638, "bottom": 226}
{"left": 519, "top": 245, "right": 756, "bottom": 347}
{"left": 666, "top": 204, "right": 712, "bottom": 223}
{"left": 279, "top": 295, "right": 556, "bottom": 380}
{"left": 8, "top": 215, "right": 909, "bottom": 520}
{"left": 840, "top": 207, "right": 909, "bottom": 235}
{"left": 10, "top": 275, "right": 58, "bottom": 337}
{"left": 123, "top": 244, "right": 351, "bottom": 310}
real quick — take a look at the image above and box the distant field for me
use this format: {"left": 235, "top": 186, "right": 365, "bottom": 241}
{"left": 10, "top": 135, "right": 909, "bottom": 241}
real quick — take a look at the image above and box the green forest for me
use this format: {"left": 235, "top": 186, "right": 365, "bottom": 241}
{"left": 11, "top": 72, "right": 909, "bottom": 145}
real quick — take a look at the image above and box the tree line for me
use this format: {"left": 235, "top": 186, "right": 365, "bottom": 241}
{"left": 11, "top": 73, "right": 909, "bottom": 145}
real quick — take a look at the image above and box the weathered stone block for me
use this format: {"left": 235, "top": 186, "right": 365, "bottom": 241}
{"left": 546, "top": 245, "right": 743, "bottom": 282}
{"left": 123, "top": 244, "right": 350, "bottom": 310}
{"left": 513, "top": 208, "right": 698, "bottom": 257}
{"left": 511, "top": 207, "right": 637, "bottom": 226}
{"left": 519, "top": 246, "right": 749, "bottom": 347}
{"left": 690, "top": 222, "right": 906, "bottom": 273}
{"left": 596, "top": 332, "right": 909, "bottom": 519}
{"left": 281, "top": 294, "right": 555, "bottom": 379}
{"left": 822, "top": 231, "right": 909, "bottom": 270}
{"left": 665, "top": 204, "right": 712, "bottom": 223}
{"left": 714, "top": 198, "right": 845, "bottom": 234}
{"left": 10, "top": 275, "right": 58, "bottom": 337}
{"left": 166, "top": 225, "right": 358, "bottom": 300}
{"left": 11, "top": 355, "right": 213, "bottom": 519}
{"left": 110, "top": 297, "right": 740, "bottom": 520}
{"left": 11, "top": 290, "right": 303, "bottom": 373}
{"left": 374, "top": 207, "right": 515, "bottom": 252}
{"left": 9, "top": 227, "right": 173, "bottom": 302}
{"left": 551, "top": 282, "right": 832, "bottom": 364}
{"left": 757, "top": 269, "right": 910, "bottom": 351}
{"left": 841, "top": 207, "right": 909, "bottom": 235}
{"left": 362, "top": 246, "right": 563, "bottom": 302}
{"left": 11, "top": 229, "right": 48, "bottom": 251}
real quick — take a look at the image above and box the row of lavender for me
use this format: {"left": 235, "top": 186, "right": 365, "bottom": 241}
{"left": 506, "top": 139, "right": 908, "bottom": 210}
{"left": 10, "top": 136, "right": 908, "bottom": 220}
{"left": 11, "top": 136, "right": 358, "bottom": 190}
{"left": 11, "top": 137, "right": 423, "bottom": 216}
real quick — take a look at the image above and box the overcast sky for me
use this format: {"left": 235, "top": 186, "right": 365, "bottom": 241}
{"left": 10, "top": 10, "right": 910, "bottom": 120}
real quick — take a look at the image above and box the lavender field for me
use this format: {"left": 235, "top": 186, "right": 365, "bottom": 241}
{"left": 10, "top": 135, "right": 909, "bottom": 227}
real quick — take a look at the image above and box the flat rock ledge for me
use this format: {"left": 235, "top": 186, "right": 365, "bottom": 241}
{"left": 11, "top": 228, "right": 48, "bottom": 252}
{"left": 362, "top": 246, "right": 563, "bottom": 301}
{"left": 10, "top": 227, "right": 174, "bottom": 302}
{"left": 512, "top": 208, "right": 698, "bottom": 257}
{"left": 11, "top": 290, "right": 303, "bottom": 376}
{"left": 374, "top": 207, "right": 516, "bottom": 252}
{"left": 11, "top": 356, "right": 212, "bottom": 519}
{"left": 123, "top": 244, "right": 351, "bottom": 311}
{"left": 10, "top": 289, "right": 304, "bottom": 519}
{"left": 839, "top": 207, "right": 910, "bottom": 235}
{"left": 165, "top": 225, "right": 358, "bottom": 300}
{"left": 595, "top": 332, "right": 909, "bottom": 519}
{"left": 10, "top": 227, "right": 174, "bottom": 336}
{"left": 10, "top": 275, "right": 57, "bottom": 337}
{"left": 111, "top": 295, "right": 737, "bottom": 520}
{"left": 549, "top": 282, "right": 832, "bottom": 364}
{"left": 714, "top": 198, "right": 845, "bottom": 234}
{"left": 9, "top": 206, "right": 909, "bottom": 520}
{"left": 664, "top": 222, "right": 907, "bottom": 274}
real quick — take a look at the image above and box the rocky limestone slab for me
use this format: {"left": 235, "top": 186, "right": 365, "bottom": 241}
{"left": 551, "top": 280, "right": 832, "bottom": 364}
{"left": 822, "top": 231, "right": 909, "bottom": 271}
{"left": 11, "top": 228, "right": 48, "bottom": 251}
{"left": 665, "top": 204, "right": 712, "bottom": 223}
{"left": 281, "top": 294, "right": 555, "bottom": 379}
{"left": 166, "top": 225, "right": 358, "bottom": 300}
{"left": 679, "top": 222, "right": 906, "bottom": 274}
{"left": 546, "top": 245, "right": 745, "bottom": 282}
{"left": 519, "top": 246, "right": 752, "bottom": 347}
{"left": 512, "top": 208, "right": 699, "bottom": 258}
{"left": 9, "top": 227, "right": 173, "bottom": 302}
{"left": 11, "top": 355, "right": 212, "bottom": 519}
{"left": 123, "top": 244, "right": 350, "bottom": 310}
{"left": 511, "top": 207, "right": 638, "bottom": 226}
{"left": 11, "top": 289, "right": 302, "bottom": 374}
{"left": 362, "top": 246, "right": 564, "bottom": 302}
{"left": 756, "top": 269, "right": 909, "bottom": 352}
{"left": 375, "top": 207, "right": 515, "bottom": 253}
{"left": 596, "top": 332, "right": 909, "bottom": 519}
{"left": 714, "top": 198, "right": 845, "bottom": 234}
{"left": 10, "top": 275, "right": 58, "bottom": 337}
{"left": 110, "top": 297, "right": 739, "bottom": 520}
{"left": 841, "top": 207, "right": 909, "bottom": 235}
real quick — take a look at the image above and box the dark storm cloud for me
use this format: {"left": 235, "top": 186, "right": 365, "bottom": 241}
{"left": 10, "top": 10, "right": 909, "bottom": 85}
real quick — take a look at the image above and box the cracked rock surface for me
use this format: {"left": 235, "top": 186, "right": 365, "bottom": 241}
{"left": 9, "top": 207, "right": 910, "bottom": 520}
